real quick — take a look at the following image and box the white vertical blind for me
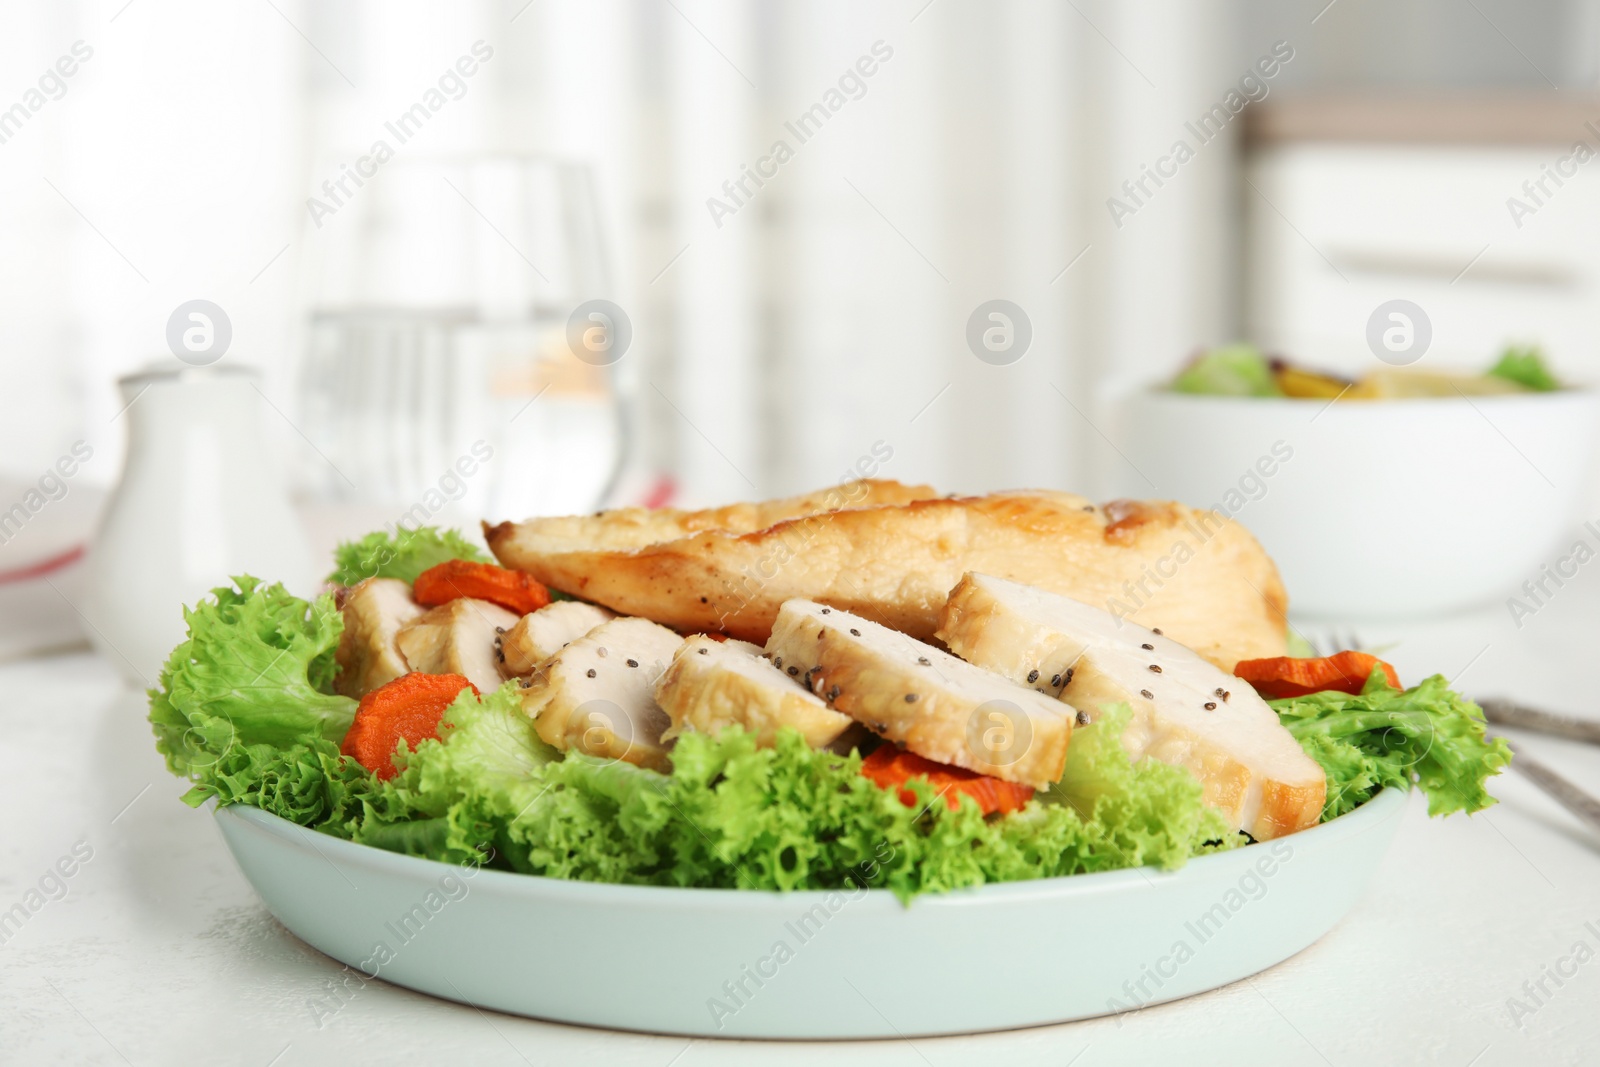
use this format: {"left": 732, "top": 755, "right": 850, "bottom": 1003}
{"left": 0, "top": 0, "right": 1237, "bottom": 513}
{"left": 664, "top": 0, "right": 761, "bottom": 503}
{"left": 1087, "top": 0, "right": 1235, "bottom": 498}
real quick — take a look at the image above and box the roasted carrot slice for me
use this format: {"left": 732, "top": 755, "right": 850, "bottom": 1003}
{"left": 1234, "top": 651, "right": 1400, "bottom": 700}
{"left": 413, "top": 559, "right": 551, "bottom": 616}
{"left": 859, "top": 746, "right": 1035, "bottom": 816}
{"left": 340, "top": 672, "right": 477, "bottom": 780}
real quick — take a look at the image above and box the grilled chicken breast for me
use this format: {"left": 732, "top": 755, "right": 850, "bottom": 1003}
{"left": 765, "top": 599, "right": 1075, "bottom": 788}
{"left": 655, "top": 635, "right": 854, "bottom": 749}
{"left": 488, "top": 478, "right": 936, "bottom": 556}
{"left": 394, "top": 597, "right": 520, "bottom": 694}
{"left": 499, "top": 600, "right": 617, "bottom": 677}
{"left": 334, "top": 578, "right": 425, "bottom": 698}
{"left": 937, "top": 573, "right": 1324, "bottom": 839}
{"left": 486, "top": 491, "right": 1287, "bottom": 670}
{"left": 518, "top": 617, "right": 683, "bottom": 771}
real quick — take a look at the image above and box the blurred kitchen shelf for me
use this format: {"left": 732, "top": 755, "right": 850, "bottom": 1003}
{"left": 1246, "top": 92, "right": 1600, "bottom": 147}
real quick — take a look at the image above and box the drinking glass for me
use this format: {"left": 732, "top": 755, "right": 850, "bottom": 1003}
{"left": 297, "top": 155, "right": 628, "bottom": 524}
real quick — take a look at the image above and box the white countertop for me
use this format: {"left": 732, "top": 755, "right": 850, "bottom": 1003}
{"left": 4, "top": 579, "right": 1600, "bottom": 1066}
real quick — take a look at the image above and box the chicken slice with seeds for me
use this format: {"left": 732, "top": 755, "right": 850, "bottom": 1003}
{"left": 500, "top": 600, "right": 617, "bottom": 676}
{"left": 764, "top": 599, "right": 1074, "bottom": 789}
{"left": 936, "top": 572, "right": 1324, "bottom": 839}
{"left": 519, "top": 617, "right": 682, "bottom": 771}
{"left": 395, "top": 597, "right": 519, "bottom": 694}
{"left": 655, "top": 635, "right": 853, "bottom": 749}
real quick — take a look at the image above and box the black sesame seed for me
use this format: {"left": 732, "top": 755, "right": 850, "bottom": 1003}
{"left": 697, "top": 647, "right": 709, "bottom": 655}
{"left": 1063, "top": 667, "right": 1074, "bottom": 685}
{"left": 917, "top": 656, "right": 931, "bottom": 666}
{"left": 1076, "top": 710, "right": 1091, "bottom": 725}
{"left": 585, "top": 668, "right": 597, "bottom": 678}
{"left": 1050, "top": 674, "right": 1061, "bottom": 687}
{"left": 495, "top": 626, "right": 505, "bottom": 635}
{"left": 1222, "top": 690, "right": 1231, "bottom": 701}
{"left": 905, "top": 693, "right": 918, "bottom": 703}
{"left": 1140, "top": 643, "right": 1153, "bottom": 650}
{"left": 1140, "top": 689, "right": 1153, "bottom": 699}
{"left": 1152, "top": 628, "right": 1163, "bottom": 635}
{"left": 820, "top": 608, "right": 831, "bottom": 614}
{"left": 774, "top": 656, "right": 783, "bottom": 669}
{"left": 828, "top": 685, "right": 841, "bottom": 700}
{"left": 849, "top": 628, "right": 861, "bottom": 636}
{"left": 788, "top": 666, "right": 799, "bottom": 676}
{"left": 1027, "top": 670, "right": 1040, "bottom": 683}
{"left": 1081, "top": 505, "right": 1094, "bottom": 512}
{"left": 1148, "top": 664, "right": 1162, "bottom": 673}
{"left": 699, "top": 596, "right": 708, "bottom": 603}
{"left": 1214, "top": 687, "right": 1225, "bottom": 696}
{"left": 1204, "top": 702, "right": 1217, "bottom": 710}
{"left": 626, "top": 659, "right": 639, "bottom": 668}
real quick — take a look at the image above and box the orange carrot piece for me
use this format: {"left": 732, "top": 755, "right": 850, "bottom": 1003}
{"left": 413, "top": 559, "right": 551, "bottom": 616}
{"left": 859, "top": 746, "right": 1035, "bottom": 816}
{"left": 340, "top": 672, "right": 477, "bottom": 780}
{"left": 1234, "top": 651, "right": 1400, "bottom": 700}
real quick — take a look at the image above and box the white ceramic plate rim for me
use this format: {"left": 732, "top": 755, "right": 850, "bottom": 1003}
{"left": 219, "top": 785, "right": 1406, "bottom": 907}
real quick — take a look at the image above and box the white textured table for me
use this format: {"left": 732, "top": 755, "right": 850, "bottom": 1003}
{"left": 4, "top": 579, "right": 1600, "bottom": 1067}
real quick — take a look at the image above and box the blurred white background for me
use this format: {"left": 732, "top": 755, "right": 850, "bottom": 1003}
{"left": 2, "top": 0, "right": 1598, "bottom": 522}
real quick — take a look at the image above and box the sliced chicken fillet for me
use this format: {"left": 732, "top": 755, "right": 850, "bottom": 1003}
{"left": 334, "top": 577, "right": 425, "bottom": 698}
{"left": 764, "top": 600, "right": 1075, "bottom": 789}
{"left": 518, "top": 617, "right": 683, "bottom": 771}
{"left": 394, "top": 597, "right": 520, "bottom": 694}
{"left": 499, "top": 600, "right": 617, "bottom": 676}
{"left": 655, "top": 635, "right": 854, "bottom": 749}
{"left": 936, "top": 572, "right": 1325, "bottom": 839}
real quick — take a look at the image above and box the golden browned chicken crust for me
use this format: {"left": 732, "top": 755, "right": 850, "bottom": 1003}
{"left": 487, "top": 488, "right": 1288, "bottom": 670}
{"left": 490, "top": 478, "right": 938, "bottom": 556}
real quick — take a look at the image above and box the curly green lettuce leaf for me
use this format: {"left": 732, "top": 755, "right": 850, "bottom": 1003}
{"left": 1487, "top": 345, "right": 1559, "bottom": 392}
{"left": 1042, "top": 702, "right": 1239, "bottom": 866}
{"left": 1271, "top": 670, "right": 1512, "bottom": 819}
{"left": 149, "top": 576, "right": 357, "bottom": 784}
{"left": 484, "top": 719, "right": 1237, "bottom": 900}
{"left": 349, "top": 684, "right": 563, "bottom": 863}
{"left": 327, "top": 526, "right": 489, "bottom": 587}
{"left": 176, "top": 734, "right": 386, "bottom": 826}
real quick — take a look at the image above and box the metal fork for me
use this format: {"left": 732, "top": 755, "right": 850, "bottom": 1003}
{"left": 1296, "top": 628, "right": 1364, "bottom": 658}
{"left": 1493, "top": 737, "right": 1600, "bottom": 836}
{"left": 1478, "top": 698, "right": 1600, "bottom": 746}
{"left": 1476, "top": 699, "right": 1600, "bottom": 834}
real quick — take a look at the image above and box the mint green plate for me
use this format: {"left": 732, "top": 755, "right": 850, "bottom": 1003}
{"left": 215, "top": 788, "right": 1406, "bottom": 1038}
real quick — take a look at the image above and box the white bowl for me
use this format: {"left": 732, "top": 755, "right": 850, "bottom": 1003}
{"left": 1110, "top": 389, "right": 1600, "bottom": 618}
{"left": 215, "top": 788, "right": 1407, "bottom": 1039}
